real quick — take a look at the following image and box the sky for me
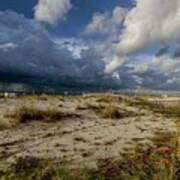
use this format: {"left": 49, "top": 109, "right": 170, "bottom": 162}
{"left": 0, "top": 0, "right": 131, "bottom": 37}
{"left": 0, "top": 0, "right": 180, "bottom": 92}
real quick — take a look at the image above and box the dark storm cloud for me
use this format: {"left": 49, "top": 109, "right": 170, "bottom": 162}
{"left": 0, "top": 11, "right": 91, "bottom": 77}
{"left": 1, "top": 10, "right": 180, "bottom": 91}
{"left": 155, "top": 46, "right": 169, "bottom": 57}
{"left": 0, "top": 10, "right": 122, "bottom": 89}
{"left": 0, "top": 11, "right": 77, "bottom": 77}
{"left": 172, "top": 46, "right": 180, "bottom": 58}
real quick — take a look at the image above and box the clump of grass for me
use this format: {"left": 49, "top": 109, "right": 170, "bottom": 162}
{"left": 159, "top": 106, "right": 180, "bottom": 118}
{"left": 100, "top": 106, "right": 128, "bottom": 119}
{"left": 2, "top": 132, "right": 179, "bottom": 180}
{"left": 0, "top": 111, "right": 19, "bottom": 129}
{"left": 0, "top": 118, "right": 14, "bottom": 130}
{"left": 2, "top": 156, "right": 101, "bottom": 180}
{"left": 127, "top": 97, "right": 180, "bottom": 119}
{"left": 14, "top": 106, "right": 80, "bottom": 123}
{"left": 1, "top": 129, "right": 180, "bottom": 180}
{"left": 6, "top": 156, "right": 57, "bottom": 180}
{"left": 0, "top": 93, "right": 5, "bottom": 99}
{"left": 12, "top": 156, "right": 42, "bottom": 174}
{"left": 38, "top": 94, "right": 48, "bottom": 101}
{"left": 97, "top": 147, "right": 179, "bottom": 180}
{"left": 96, "top": 95, "right": 123, "bottom": 104}
{"left": 76, "top": 102, "right": 105, "bottom": 112}
{"left": 76, "top": 101, "right": 134, "bottom": 119}
{"left": 97, "top": 131, "right": 180, "bottom": 180}
{"left": 85, "top": 102, "right": 105, "bottom": 111}
{"left": 100, "top": 105, "right": 131, "bottom": 119}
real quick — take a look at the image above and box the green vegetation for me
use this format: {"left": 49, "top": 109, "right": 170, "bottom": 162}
{"left": 0, "top": 157, "right": 101, "bottom": 180}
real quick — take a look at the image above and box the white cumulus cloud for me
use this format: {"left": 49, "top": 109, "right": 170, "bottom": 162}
{"left": 104, "top": 56, "right": 126, "bottom": 74}
{"left": 106, "top": 0, "right": 180, "bottom": 73}
{"left": 84, "top": 6, "right": 128, "bottom": 35}
{"left": 34, "top": 0, "right": 72, "bottom": 24}
{"left": 117, "top": 0, "right": 180, "bottom": 55}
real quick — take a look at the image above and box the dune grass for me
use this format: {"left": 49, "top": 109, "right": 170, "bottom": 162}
{"left": 0, "top": 107, "right": 79, "bottom": 129}
{"left": 0, "top": 95, "right": 180, "bottom": 179}
{"left": 14, "top": 106, "right": 80, "bottom": 123}
{"left": 1, "top": 157, "right": 101, "bottom": 180}
{"left": 76, "top": 100, "right": 135, "bottom": 119}
{"left": 100, "top": 105, "right": 134, "bottom": 119}
{"left": 127, "top": 97, "right": 180, "bottom": 119}
{"left": 0, "top": 118, "right": 14, "bottom": 130}
{"left": 0, "top": 131, "right": 179, "bottom": 180}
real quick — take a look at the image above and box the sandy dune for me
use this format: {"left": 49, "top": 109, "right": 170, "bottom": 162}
{"left": 0, "top": 94, "right": 178, "bottom": 168}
